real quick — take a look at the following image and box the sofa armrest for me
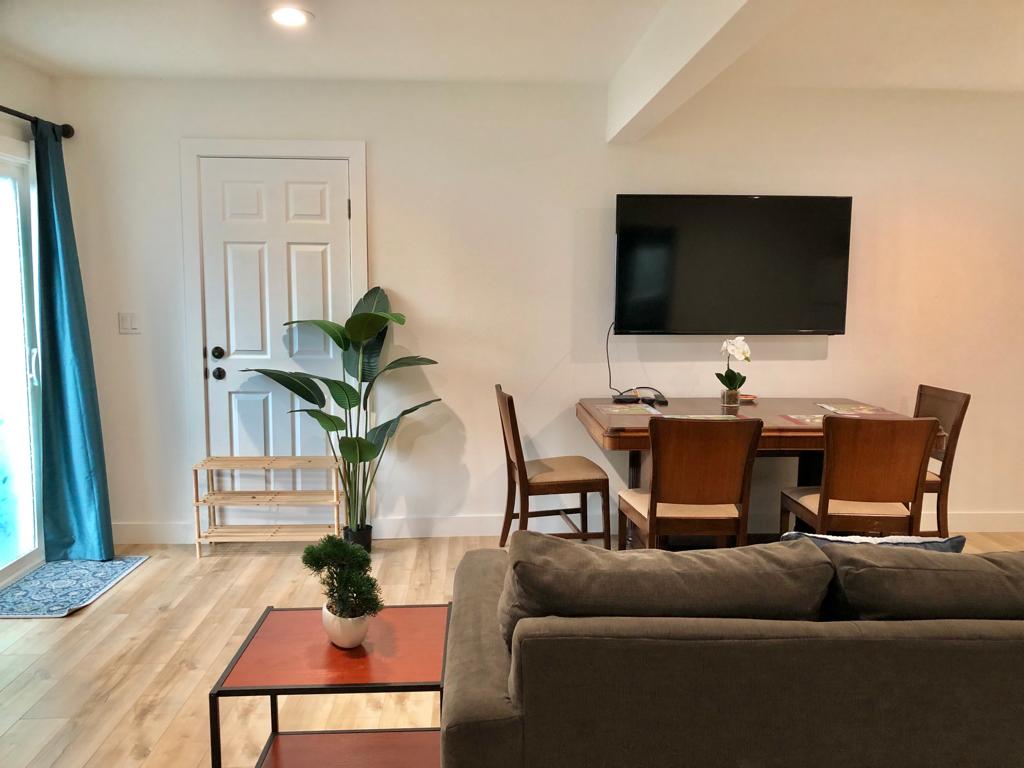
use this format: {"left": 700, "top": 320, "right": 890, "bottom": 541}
{"left": 442, "top": 549, "right": 522, "bottom": 768}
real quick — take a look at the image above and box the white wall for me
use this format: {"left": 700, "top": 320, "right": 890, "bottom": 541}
{"left": 0, "top": 52, "right": 55, "bottom": 141}
{"left": 48, "top": 72, "right": 1024, "bottom": 543}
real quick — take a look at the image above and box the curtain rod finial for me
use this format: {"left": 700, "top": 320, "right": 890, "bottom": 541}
{"left": 61, "top": 124, "right": 74, "bottom": 139}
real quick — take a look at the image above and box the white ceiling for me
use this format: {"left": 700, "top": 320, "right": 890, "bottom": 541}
{"left": 730, "top": 0, "right": 1024, "bottom": 92}
{"left": 1, "top": 0, "right": 1021, "bottom": 93}
{"left": 0, "top": 0, "right": 667, "bottom": 82}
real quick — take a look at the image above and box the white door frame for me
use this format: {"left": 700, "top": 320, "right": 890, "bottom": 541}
{"left": 179, "top": 139, "right": 368, "bottom": 468}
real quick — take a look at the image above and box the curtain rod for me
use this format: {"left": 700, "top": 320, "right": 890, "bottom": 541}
{"left": 0, "top": 104, "right": 75, "bottom": 138}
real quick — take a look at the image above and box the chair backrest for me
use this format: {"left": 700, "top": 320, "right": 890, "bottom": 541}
{"left": 495, "top": 385, "right": 527, "bottom": 481}
{"left": 821, "top": 416, "right": 939, "bottom": 507}
{"left": 649, "top": 417, "right": 763, "bottom": 511}
{"left": 914, "top": 384, "right": 971, "bottom": 469}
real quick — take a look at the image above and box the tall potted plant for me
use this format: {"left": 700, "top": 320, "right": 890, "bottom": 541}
{"left": 245, "top": 287, "right": 439, "bottom": 551}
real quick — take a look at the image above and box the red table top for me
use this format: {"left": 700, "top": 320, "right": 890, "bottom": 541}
{"left": 221, "top": 605, "right": 449, "bottom": 692}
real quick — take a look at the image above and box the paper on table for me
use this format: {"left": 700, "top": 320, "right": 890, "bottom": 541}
{"left": 661, "top": 414, "right": 740, "bottom": 420}
{"left": 816, "top": 403, "right": 889, "bottom": 415}
{"left": 598, "top": 404, "right": 660, "bottom": 415}
{"left": 782, "top": 414, "right": 824, "bottom": 426}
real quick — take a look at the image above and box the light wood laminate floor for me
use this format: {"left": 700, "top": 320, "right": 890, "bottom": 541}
{"left": 0, "top": 532, "right": 1021, "bottom": 767}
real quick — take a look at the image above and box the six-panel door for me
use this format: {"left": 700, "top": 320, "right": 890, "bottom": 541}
{"left": 199, "top": 157, "right": 354, "bottom": 521}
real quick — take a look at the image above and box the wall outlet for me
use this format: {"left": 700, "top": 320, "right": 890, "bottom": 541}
{"left": 117, "top": 312, "right": 140, "bottom": 335}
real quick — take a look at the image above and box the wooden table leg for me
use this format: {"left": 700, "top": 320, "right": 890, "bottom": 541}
{"left": 797, "top": 451, "right": 824, "bottom": 487}
{"left": 627, "top": 450, "right": 642, "bottom": 489}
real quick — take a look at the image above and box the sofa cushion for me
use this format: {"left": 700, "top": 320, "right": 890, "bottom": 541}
{"left": 824, "top": 544, "right": 1024, "bottom": 620}
{"left": 782, "top": 531, "right": 967, "bottom": 553}
{"left": 497, "top": 531, "right": 835, "bottom": 647}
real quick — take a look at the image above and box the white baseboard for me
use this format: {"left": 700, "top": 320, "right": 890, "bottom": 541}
{"left": 111, "top": 510, "right": 1024, "bottom": 545}
{"left": 111, "top": 515, "right": 511, "bottom": 545}
{"left": 948, "top": 510, "right": 1024, "bottom": 532}
{"left": 113, "top": 521, "right": 196, "bottom": 545}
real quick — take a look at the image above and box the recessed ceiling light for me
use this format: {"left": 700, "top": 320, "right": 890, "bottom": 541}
{"left": 271, "top": 7, "right": 312, "bottom": 27}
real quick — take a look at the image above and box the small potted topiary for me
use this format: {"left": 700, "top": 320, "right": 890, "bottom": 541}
{"left": 302, "top": 535, "right": 383, "bottom": 648}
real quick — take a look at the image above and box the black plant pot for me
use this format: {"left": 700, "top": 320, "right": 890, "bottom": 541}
{"left": 344, "top": 525, "right": 373, "bottom": 553}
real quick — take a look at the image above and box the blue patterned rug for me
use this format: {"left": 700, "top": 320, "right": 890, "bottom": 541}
{"left": 0, "top": 556, "right": 148, "bottom": 618}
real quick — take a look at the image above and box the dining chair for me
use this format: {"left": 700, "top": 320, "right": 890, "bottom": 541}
{"left": 914, "top": 385, "right": 971, "bottom": 537}
{"left": 618, "top": 416, "right": 763, "bottom": 550}
{"left": 495, "top": 385, "right": 611, "bottom": 548}
{"left": 780, "top": 415, "right": 940, "bottom": 537}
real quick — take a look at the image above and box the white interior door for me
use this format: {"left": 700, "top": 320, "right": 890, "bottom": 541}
{"left": 199, "top": 157, "right": 355, "bottom": 515}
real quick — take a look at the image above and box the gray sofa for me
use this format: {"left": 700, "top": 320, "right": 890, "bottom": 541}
{"left": 442, "top": 532, "right": 1024, "bottom": 768}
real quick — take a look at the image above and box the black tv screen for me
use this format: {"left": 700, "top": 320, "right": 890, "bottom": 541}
{"left": 614, "top": 194, "right": 851, "bottom": 335}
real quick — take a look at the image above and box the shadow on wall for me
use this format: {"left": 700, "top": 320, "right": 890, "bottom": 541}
{"left": 370, "top": 343, "right": 470, "bottom": 524}
{"left": 567, "top": 205, "right": 830, "bottom": 367}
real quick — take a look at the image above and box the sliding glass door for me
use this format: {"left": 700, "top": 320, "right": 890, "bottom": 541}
{"left": 0, "top": 141, "right": 42, "bottom": 579}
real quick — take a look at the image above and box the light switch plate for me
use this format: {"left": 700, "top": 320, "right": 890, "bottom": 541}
{"left": 117, "top": 312, "right": 140, "bottom": 335}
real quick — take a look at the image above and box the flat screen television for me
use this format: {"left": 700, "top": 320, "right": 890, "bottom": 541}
{"left": 614, "top": 194, "right": 852, "bottom": 335}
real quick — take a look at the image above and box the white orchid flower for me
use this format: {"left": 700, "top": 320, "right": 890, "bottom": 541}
{"left": 721, "top": 336, "right": 751, "bottom": 363}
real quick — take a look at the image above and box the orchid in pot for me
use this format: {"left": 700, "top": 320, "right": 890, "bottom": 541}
{"left": 717, "top": 336, "right": 751, "bottom": 406}
{"left": 303, "top": 535, "right": 383, "bottom": 648}
{"left": 244, "top": 287, "right": 439, "bottom": 552}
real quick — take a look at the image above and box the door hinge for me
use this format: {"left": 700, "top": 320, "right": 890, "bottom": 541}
{"left": 347, "top": 199, "right": 351, "bottom": 219}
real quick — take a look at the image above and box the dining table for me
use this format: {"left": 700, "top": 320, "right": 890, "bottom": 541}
{"left": 576, "top": 396, "right": 939, "bottom": 490}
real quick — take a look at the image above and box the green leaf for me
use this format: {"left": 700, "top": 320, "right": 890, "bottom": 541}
{"left": 283, "top": 319, "right": 350, "bottom": 350}
{"left": 243, "top": 369, "right": 326, "bottom": 408}
{"left": 337, "top": 436, "right": 382, "bottom": 464}
{"left": 363, "top": 356, "right": 438, "bottom": 406}
{"left": 715, "top": 372, "right": 729, "bottom": 388}
{"left": 345, "top": 312, "right": 405, "bottom": 344}
{"left": 310, "top": 376, "right": 360, "bottom": 409}
{"left": 366, "top": 398, "right": 441, "bottom": 449}
{"left": 344, "top": 288, "right": 391, "bottom": 381}
{"left": 736, "top": 374, "right": 747, "bottom": 390}
{"left": 290, "top": 409, "right": 347, "bottom": 432}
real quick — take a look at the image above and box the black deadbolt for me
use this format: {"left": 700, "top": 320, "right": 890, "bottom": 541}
{"left": 212, "top": 367, "right": 226, "bottom": 380}
{"left": 210, "top": 346, "right": 226, "bottom": 359}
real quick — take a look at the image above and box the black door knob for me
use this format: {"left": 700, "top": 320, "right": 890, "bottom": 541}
{"left": 212, "top": 367, "right": 226, "bottom": 380}
{"left": 210, "top": 346, "right": 226, "bottom": 360}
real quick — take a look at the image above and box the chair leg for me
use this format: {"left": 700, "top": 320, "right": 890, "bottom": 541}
{"left": 736, "top": 528, "right": 748, "bottom": 547}
{"left": 779, "top": 504, "right": 791, "bottom": 539}
{"left": 499, "top": 474, "right": 516, "bottom": 547}
{"left": 937, "top": 490, "right": 950, "bottom": 538}
{"left": 518, "top": 488, "right": 531, "bottom": 531}
{"left": 600, "top": 487, "right": 611, "bottom": 550}
{"left": 617, "top": 510, "right": 628, "bottom": 551}
{"left": 579, "top": 492, "right": 588, "bottom": 538}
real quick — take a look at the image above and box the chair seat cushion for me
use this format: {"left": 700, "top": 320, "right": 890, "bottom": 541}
{"left": 525, "top": 456, "right": 606, "bottom": 487}
{"left": 824, "top": 544, "right": 1024, "bottom": 620}
{"left": 496, "top": 531, "right": 835, "bottom": 647}
{"left": 618, "top": 489, "right": 738, "bottom": 520}
{"left": 782, "top": 487, "right": 910, "bottom": 517}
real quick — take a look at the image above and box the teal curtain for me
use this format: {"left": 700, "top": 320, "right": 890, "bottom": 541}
{"left": 33, "top": 120, "right": 114, "bottom": 561}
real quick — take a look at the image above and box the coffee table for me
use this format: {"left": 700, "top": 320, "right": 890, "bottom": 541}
{"left": 209, "top": 604, "right": 450, "bottom": 767}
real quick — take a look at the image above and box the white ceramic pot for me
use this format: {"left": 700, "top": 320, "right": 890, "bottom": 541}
{"left": 321, "top": 605, "right": 370, "bottom": 649}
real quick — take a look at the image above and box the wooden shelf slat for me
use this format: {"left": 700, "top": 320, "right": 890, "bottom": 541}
{"left": 194, "top": 456, "right": 341, "bottom": 470}
{"left": 196, "top": 490, "right": 339, "bottom": 507}
{"left": 201, "top": 524, "right": 336, "bottom": 543}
